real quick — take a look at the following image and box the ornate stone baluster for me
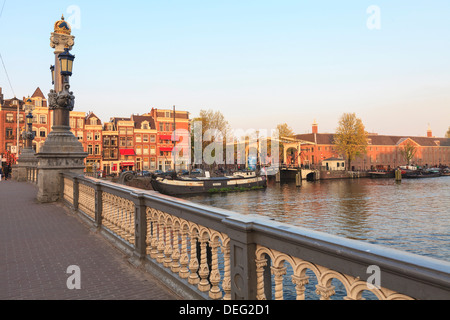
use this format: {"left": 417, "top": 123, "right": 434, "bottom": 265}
{"left": 171, "top": 224, "right": 181, "bottom": 273}
{"left": 150, "top": 215, "right": 159, "bottom": 259}
{"left": 157, "top": 216, "right": 165, "bottom": 264}
{"left": 316, "top": 284, "right": 335, "bottom": 300}
{"left": 208, "top": 237, "right": 222, "bottom": 299}
{"left": 271, "top": 266, "right": 287, "bottom": 300}
{"left": 179, "top": 226, "right": 190, "bottom": 279}
{"left": 291, "top": 275, "right": 309, "bottom": 300}
{"left": 127, "top": 200, "right": 135, "bottom": 245}
{"left": 164, "top": 220, "right": 173, "bottom": 268}
{"left": 188, "top": 230, "right": 200, "bottom": 285}
{"left": 222, "top": 238, "right": 231, "bottom": 300}
{"left": 146, "top": 212, "right": 152, "bottom": 255}
{"left": 198, "top": 233, "right": 211, "bottom": 292}
{"left": 256, "top": 258, "right": 268, "bottom": 300}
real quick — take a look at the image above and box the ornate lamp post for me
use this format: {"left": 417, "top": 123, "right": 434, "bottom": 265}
{"left": 23, "top": 105, "right": 36, "bottom": 150}
{"left": 36, "top": 15, "right": 87, "bottom": 203}
{"left": 14, "top": 98, "right": 37, "bottom": 182}
{"left": 50, "top": 65, "right": 55, "bottom": 85}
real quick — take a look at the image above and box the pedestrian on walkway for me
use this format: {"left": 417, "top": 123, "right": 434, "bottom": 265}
{"left": 4, "top": 165, "right": 10, "bottom": 180}
{"left": 0, "top": 167, "right": 3, "bottom": 182}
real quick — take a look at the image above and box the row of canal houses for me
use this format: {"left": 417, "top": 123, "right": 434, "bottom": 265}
{"left": 0, "top": 87, "right": 190, "bottom": 174}
{"left": 2, "top": 86, "right": 449, "bottom": 174}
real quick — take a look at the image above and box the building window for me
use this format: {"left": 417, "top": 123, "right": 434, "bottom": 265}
{"left": 19, "top": 114, "right": 24, "bottom": 123}
{"left": 111, "top": 136, "right": 117, "bottom": 146}
{"left": 103, "top": 136, "right": 110, "bottom": 146}
{"left": 77, "top": 119, "right": 84, "bottom": 128}
{"left": 119, "top": 127, "right": 126, "bottom": 135}
{"left": 6, "top": 113, "right": 14, "bottom": 123}
{"left": 127, "top": 128, "right": 133, "bottom": 135}
{"left": 150, "top": 146, "right": 156, "bottom": 155}
{"left": 90, "top": 118, "right": 97, "bottom": 126}
{"left": 136, "top": 134, "right": 142, "bottom": 143}
{"left": 94, "top": 145, "right": 100, "bottom": 155}
{"left": 5, "top": 128, "right": 13, "bottom": 139}
{"left": 40, "top": 129, "right": 46, "bottom": 138}
{"left": 119, "top": 137, "right": 126, "bottom": 147}
{"left": 143, "top": 135, "right": 149, "bottom": 142}
{"left": 95, "top": 132, "right": 100, "bottom": 141}
{"left": 87, "top": 132, "right": 93, "bottom": 140}
{"left": 127, "top": 137, "right": 133, "bottom": 147}
{"left": 150, "top": 135, "right": 156, "bottom": 143}
{"left": 136, "top": 145, "right": 142, "bottom": 155}
{"left": 87, "top": 145, "right": 93, "bottom": 155}
{"left": 159, "top": 123, "right": 164, "bottom": 131}
{"left": 39, "top": 115, "right": 47, "bottom": 124}
{"left": 143, "top": 145, "right": 149, "bottom": 155}
{"left": 70, "top": 118, "right": 76, "bottom": 129}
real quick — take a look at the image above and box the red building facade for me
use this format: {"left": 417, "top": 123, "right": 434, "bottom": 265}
{"left": 293, "top": 121, "right": 450, "bottom": 170}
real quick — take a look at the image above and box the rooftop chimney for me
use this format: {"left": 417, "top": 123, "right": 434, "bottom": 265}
{"left": 312, "top": 119, "right": 318, "bottom": 134}
{"left": 427, "top": 124, "right": 433, "bottom": 138}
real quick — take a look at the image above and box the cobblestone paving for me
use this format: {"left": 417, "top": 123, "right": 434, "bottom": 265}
{"left": 0, "top": 180, "right": 180, "bottom": 300}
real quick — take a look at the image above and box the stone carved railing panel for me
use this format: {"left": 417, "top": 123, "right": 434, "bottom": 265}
{"left": 255, "top": 245, "right": 414, "bottom": 300}
{"left": 78, "top": 183, "right": 95, "bottom": 220}
{"left": 146, "top": 207, "right": 231, "bottom": 300}
{"left": 63, "top": 178, "right": 73, "bottom": 205}
{"left": 101, "top": 192, "right": 135, "bottom": 246}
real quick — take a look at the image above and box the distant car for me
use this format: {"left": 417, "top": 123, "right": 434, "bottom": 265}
{"left": 180, "top": 170, "right": 189, "bottom": 176}
{"left": 141, "top": 171, "right": 151, "bottom": 177}
{"left": 191, "top": 168, "right": 203, "bottom": 175}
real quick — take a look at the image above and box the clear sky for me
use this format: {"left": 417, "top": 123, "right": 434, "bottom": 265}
{"left": 0, "top": 0, "right": 449, "bottom": 137}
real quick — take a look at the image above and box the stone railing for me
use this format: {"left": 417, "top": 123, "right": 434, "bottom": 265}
{"left": 60, "top": 172, "right": 450, "bottom": 300}
{"left": 26, "top": 166, "right": 39, "bottom": 184}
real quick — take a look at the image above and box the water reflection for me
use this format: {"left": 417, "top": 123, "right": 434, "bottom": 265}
{"left": 180, "top": 177, "right": 450, "bottom": 262}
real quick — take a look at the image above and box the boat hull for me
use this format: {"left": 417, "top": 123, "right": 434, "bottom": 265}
{"left": 369, "top": 171, "right": 395, "bottom": 179}
{"left": 151, "top": 176, "right": 267, "bottom": 196}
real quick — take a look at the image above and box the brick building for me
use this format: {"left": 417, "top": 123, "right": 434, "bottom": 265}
{"left": 1, "top": 87, "right": 192, "bottom": 173}
{"left": 84, "top": 112, "right": 103, "bottom": 172}
{"left": 148, "top": 108, "right": 190, "bottom": 171}
{"left": 292, "top": 121, "right": 450, "bottom": 171}
{"left": 0, "top": 88, "right": 24, "bottom": 165}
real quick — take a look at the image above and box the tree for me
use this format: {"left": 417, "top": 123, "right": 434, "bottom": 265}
{"left": 446, "top": 126, "right": 450, "bottom": 138}
{"left": 191, "top": 109, "right": 230, "bottom": 166}
{"left": 276, "top": 123, "right": 295, "bottom": 139}
{"left": 333, "top": 113, "right": 368, "bottom": 171}
{"left": 400, "top": 141, "right": 417, "bottom": 166}
{"left": 275, "top": 123, "right": 295, "bottom": 163}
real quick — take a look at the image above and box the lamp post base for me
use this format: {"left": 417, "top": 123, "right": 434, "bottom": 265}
{"left": 14, "top": 148, "right": 38, "bottom": 182}
{"left": 36, "top": 128, "right": 87, "bottom": 203}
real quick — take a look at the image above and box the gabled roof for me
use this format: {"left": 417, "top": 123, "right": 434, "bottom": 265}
{"left": 31, "top": 87, "right": 46, "bottom": 99}
{"left": 131, "top": 115, "right": 156, "bottom": 130}
{"left": 85, "top": 112, "right": 102, "bottom": 125}
{"left": 294, "top": 133, "right": 450, "bottom": 147}
{"left": 396, "top": 137, "right": 420, "bottom": 147}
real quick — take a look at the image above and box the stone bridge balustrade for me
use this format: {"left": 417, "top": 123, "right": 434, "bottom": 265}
{"left": 55, "top": 171, "right": 450, "bottom": 300}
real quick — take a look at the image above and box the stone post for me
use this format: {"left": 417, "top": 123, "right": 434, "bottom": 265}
{"left": 36, "top": 16, "right": 87, "bottom": 203}
{"left": 15, "top": 102, "right": 38, "bottom": 182}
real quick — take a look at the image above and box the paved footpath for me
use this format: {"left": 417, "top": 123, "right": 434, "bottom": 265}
{"left": 0, "top": 180, "right": 180, "bottom": 300}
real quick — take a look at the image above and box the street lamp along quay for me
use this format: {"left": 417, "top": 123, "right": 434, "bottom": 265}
{"left": 35, "top": 14, "right": 87, "bottom": 203}
{"left": 50, "top": 65, "right": 55, "bottom": 85}
{"left": 58, "top": 48, "right": 75, "bottom": 78}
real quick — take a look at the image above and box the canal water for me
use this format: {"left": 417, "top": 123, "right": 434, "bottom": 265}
{"left": 181, "top": 176, "right": 450, "bottom": 263}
